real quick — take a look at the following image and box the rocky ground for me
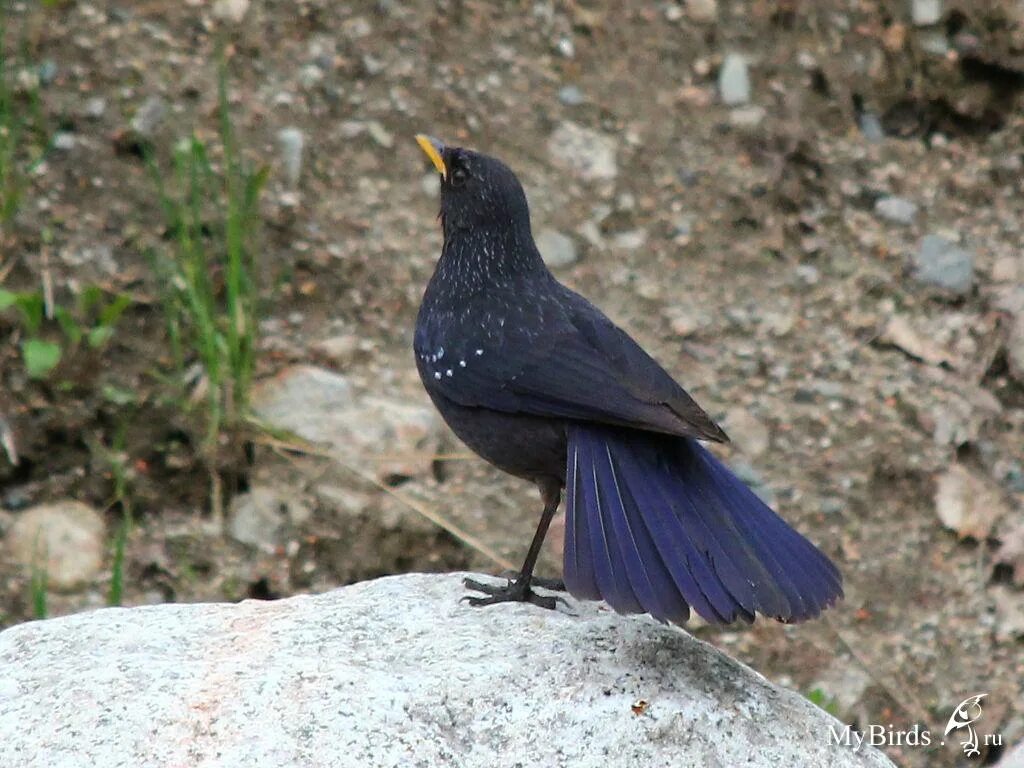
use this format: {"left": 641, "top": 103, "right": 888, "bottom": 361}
{"left": 1, "top": 1, "right": 1022, "bottom": 766}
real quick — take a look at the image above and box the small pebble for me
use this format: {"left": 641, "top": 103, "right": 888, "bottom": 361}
{"left": 535, "top": 229, "right": 578, "bottom": 268}
{"left": 857, "top": 111, "right": 885, "bottom": 142}
{"left": 53, "top": 132, "right": 76, "bottom": 151}
{"left": 911, "top": 0, "right": 942, "bottom": 26}
{"left": 558, "top": 85, "right": 585, "bottom": 106}
{"left": 212, "top": 0, "right": 250, "bottom": 22}
{"left": 366, "top": 120, "right": 394, "bottom": 148}
{"left": 130, "top": 95, "right": 167, "bottom": 137}
{"left": 874, "top": 196, "right": 918, "bottom": 225}
{"left": 38, "top": 60, "right": 58, "bottom": 85}
{"left": 913, "top": 235, "right": 974, "bottom": 295}
{"left": 719, "top": 53, "right": 751, "bottom": 106}
{"left": 729, "top": 105, "right": 765, "bottom": 128}
{"left": 84, "top": 97, "right": 107, "bottom": 119}
{"left": 277, "top": 127, "right": 305, "bottom": 187}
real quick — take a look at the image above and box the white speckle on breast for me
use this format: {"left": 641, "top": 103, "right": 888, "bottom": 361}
{"left": 475, "top": 349, "right": 483, "bottom": 356}
{"left": 446, "top": 369, "right": 453, "bottom": 377}
{"left": 459, "top": 360, "right": 466, "bottom": 367}
{"left": 434, "top": 372, "right": 442, "bottom": 380}
{"left": 436, "top": 346, "right": 445, "bottom": 360}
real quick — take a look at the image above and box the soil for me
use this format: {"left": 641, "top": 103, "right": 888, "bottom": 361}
{"left": 2, "top": 2, "right": 1023, "bottom": 766}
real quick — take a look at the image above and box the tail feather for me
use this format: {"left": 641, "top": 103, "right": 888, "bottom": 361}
{"left": 617, "top": 444, "right": 744, "bottom": 623}
{"left": 563, "top": 446, "right": 601, "bottom": 601}
{"left": 563, "top": 424, "right": 843, "bottom": 625}
{"left": 578, "top": 437, "right": 644, "bottom": 614}
{"left": 598, "top": 444, "right": 692, "bottom": 622}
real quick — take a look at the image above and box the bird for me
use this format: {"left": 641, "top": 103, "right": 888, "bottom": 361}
{"left": 413, "top": 134, "right": 842, "bottom": 625}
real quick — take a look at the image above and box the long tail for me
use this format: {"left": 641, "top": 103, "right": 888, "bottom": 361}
{"left": 563, "top": 424, "right": 843, "bottom": 625}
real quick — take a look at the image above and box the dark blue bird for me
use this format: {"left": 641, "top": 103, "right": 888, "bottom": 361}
{"left": 413, "top": 135, "right": 842, "bottom": 625}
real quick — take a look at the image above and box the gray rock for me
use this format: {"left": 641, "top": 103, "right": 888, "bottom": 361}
{"left": 547, "top": 121, "right": 618, "bottom": 181}
{"left": 557, "top": 85, "right": 585, "bottom": 106}
{"left": 228, "top": 486, "right": 312, "bottom": 551}
{"left": 913, "top": 235, "right": 974, "bottom": 295}
{"left": 535, "top": 228, "right": 578, "bottom": 268}
{"left": 252, "top": 365, "right": 440, "bottom": 480}
{"left": 52, "top": 132, "right": 76, "bottom": 151}
{"left": 874, "top": 196, "right": 918, "bottom": 225}
{"left": 719, "top": 53, "right": 751, "bottom": 106}
{"left": 276, "top": 127, "right": 304, "bottom": 187}
{"left": 84, "top": 97, "right": 106, "bottom": 119}
{"left": 0, "top": 573, "right": 895, "bottom": 768}
{"left": 857, "top": 111, "right": 885, "bottom": 142}
{"left": 130, "top": 95, "right": 167, "bottom": 138}
{"left": 5, "top": 501, "right": 105, "bottom": 590}
{"left": 911, "top": 0, "right": 942, "bottom": 26}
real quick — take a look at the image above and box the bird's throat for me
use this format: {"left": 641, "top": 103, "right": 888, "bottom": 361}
{"left": 436, "top": 225, "right": 546, "bottom": 293}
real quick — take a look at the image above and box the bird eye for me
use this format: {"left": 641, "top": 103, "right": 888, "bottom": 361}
{"left": 450, "top": 166, "right": 468, "bottom": 187}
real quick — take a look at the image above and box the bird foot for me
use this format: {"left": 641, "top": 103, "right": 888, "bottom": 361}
{"left": 497, "top": 570, "right": 566, "bottom": 592}
{"left": 462, "top": 575, "right": 564, "bottom": 611}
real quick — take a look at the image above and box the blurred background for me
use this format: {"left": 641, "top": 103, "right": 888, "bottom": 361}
{"left": 1, "top": 0, "right": 1022, "bottom": 765}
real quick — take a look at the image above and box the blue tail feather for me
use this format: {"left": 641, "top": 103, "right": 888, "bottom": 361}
{"left": 563, "top": 444, "right": 600, "bottom": 600}
{"left": 620, "top": 446, "right": 744, "bottom": 623}
{"left": 578, "top": 436, "right": 643, "bottom": 613}
{"left": 562, "top": 424, "right": 843, "bottom": 625}
{"left": 598, "top": 445, "right": 691, "bottom": 622}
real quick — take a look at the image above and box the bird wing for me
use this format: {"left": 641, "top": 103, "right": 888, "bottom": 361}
{"left": 418, "top": 284, "right": 727, "bottom": 443}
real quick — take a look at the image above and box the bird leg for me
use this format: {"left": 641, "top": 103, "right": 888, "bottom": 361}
{"left": 463, "top": 478, "right": 564, "bottom": 611}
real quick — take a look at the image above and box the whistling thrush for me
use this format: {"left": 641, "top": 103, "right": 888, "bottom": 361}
{"left": 413, "top": 135, "right": 842, "bottom": 625}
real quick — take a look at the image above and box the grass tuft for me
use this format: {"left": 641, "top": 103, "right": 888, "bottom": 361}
{"left": 148, "top": 50, "right": 268, "bottom": 516}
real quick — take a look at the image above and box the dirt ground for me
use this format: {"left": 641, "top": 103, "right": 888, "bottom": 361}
{"left": 1, "top": 1, "right": 1023, "bottom": 765}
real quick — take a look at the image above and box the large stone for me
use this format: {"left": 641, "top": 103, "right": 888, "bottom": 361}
{"left": 6, "top": 501, "right": 106, "bottom": 590}
{"left": 0, "top": 573, "right": 894, "bottom": 768}
{"left": 252, "top": 365, "right": 441, "bottom": 480}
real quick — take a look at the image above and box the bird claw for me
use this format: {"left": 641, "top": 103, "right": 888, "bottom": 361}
{"left": 462, "top": 576, "right": 565, "bottom": 611}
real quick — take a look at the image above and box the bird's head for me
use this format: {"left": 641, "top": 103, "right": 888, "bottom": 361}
{"left": 415, "top": 135, "right": 531, "bottom": 237}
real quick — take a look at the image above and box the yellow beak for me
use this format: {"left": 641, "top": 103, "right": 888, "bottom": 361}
{"left": 415, "top": 134, "right": 447, "bottom": 179}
